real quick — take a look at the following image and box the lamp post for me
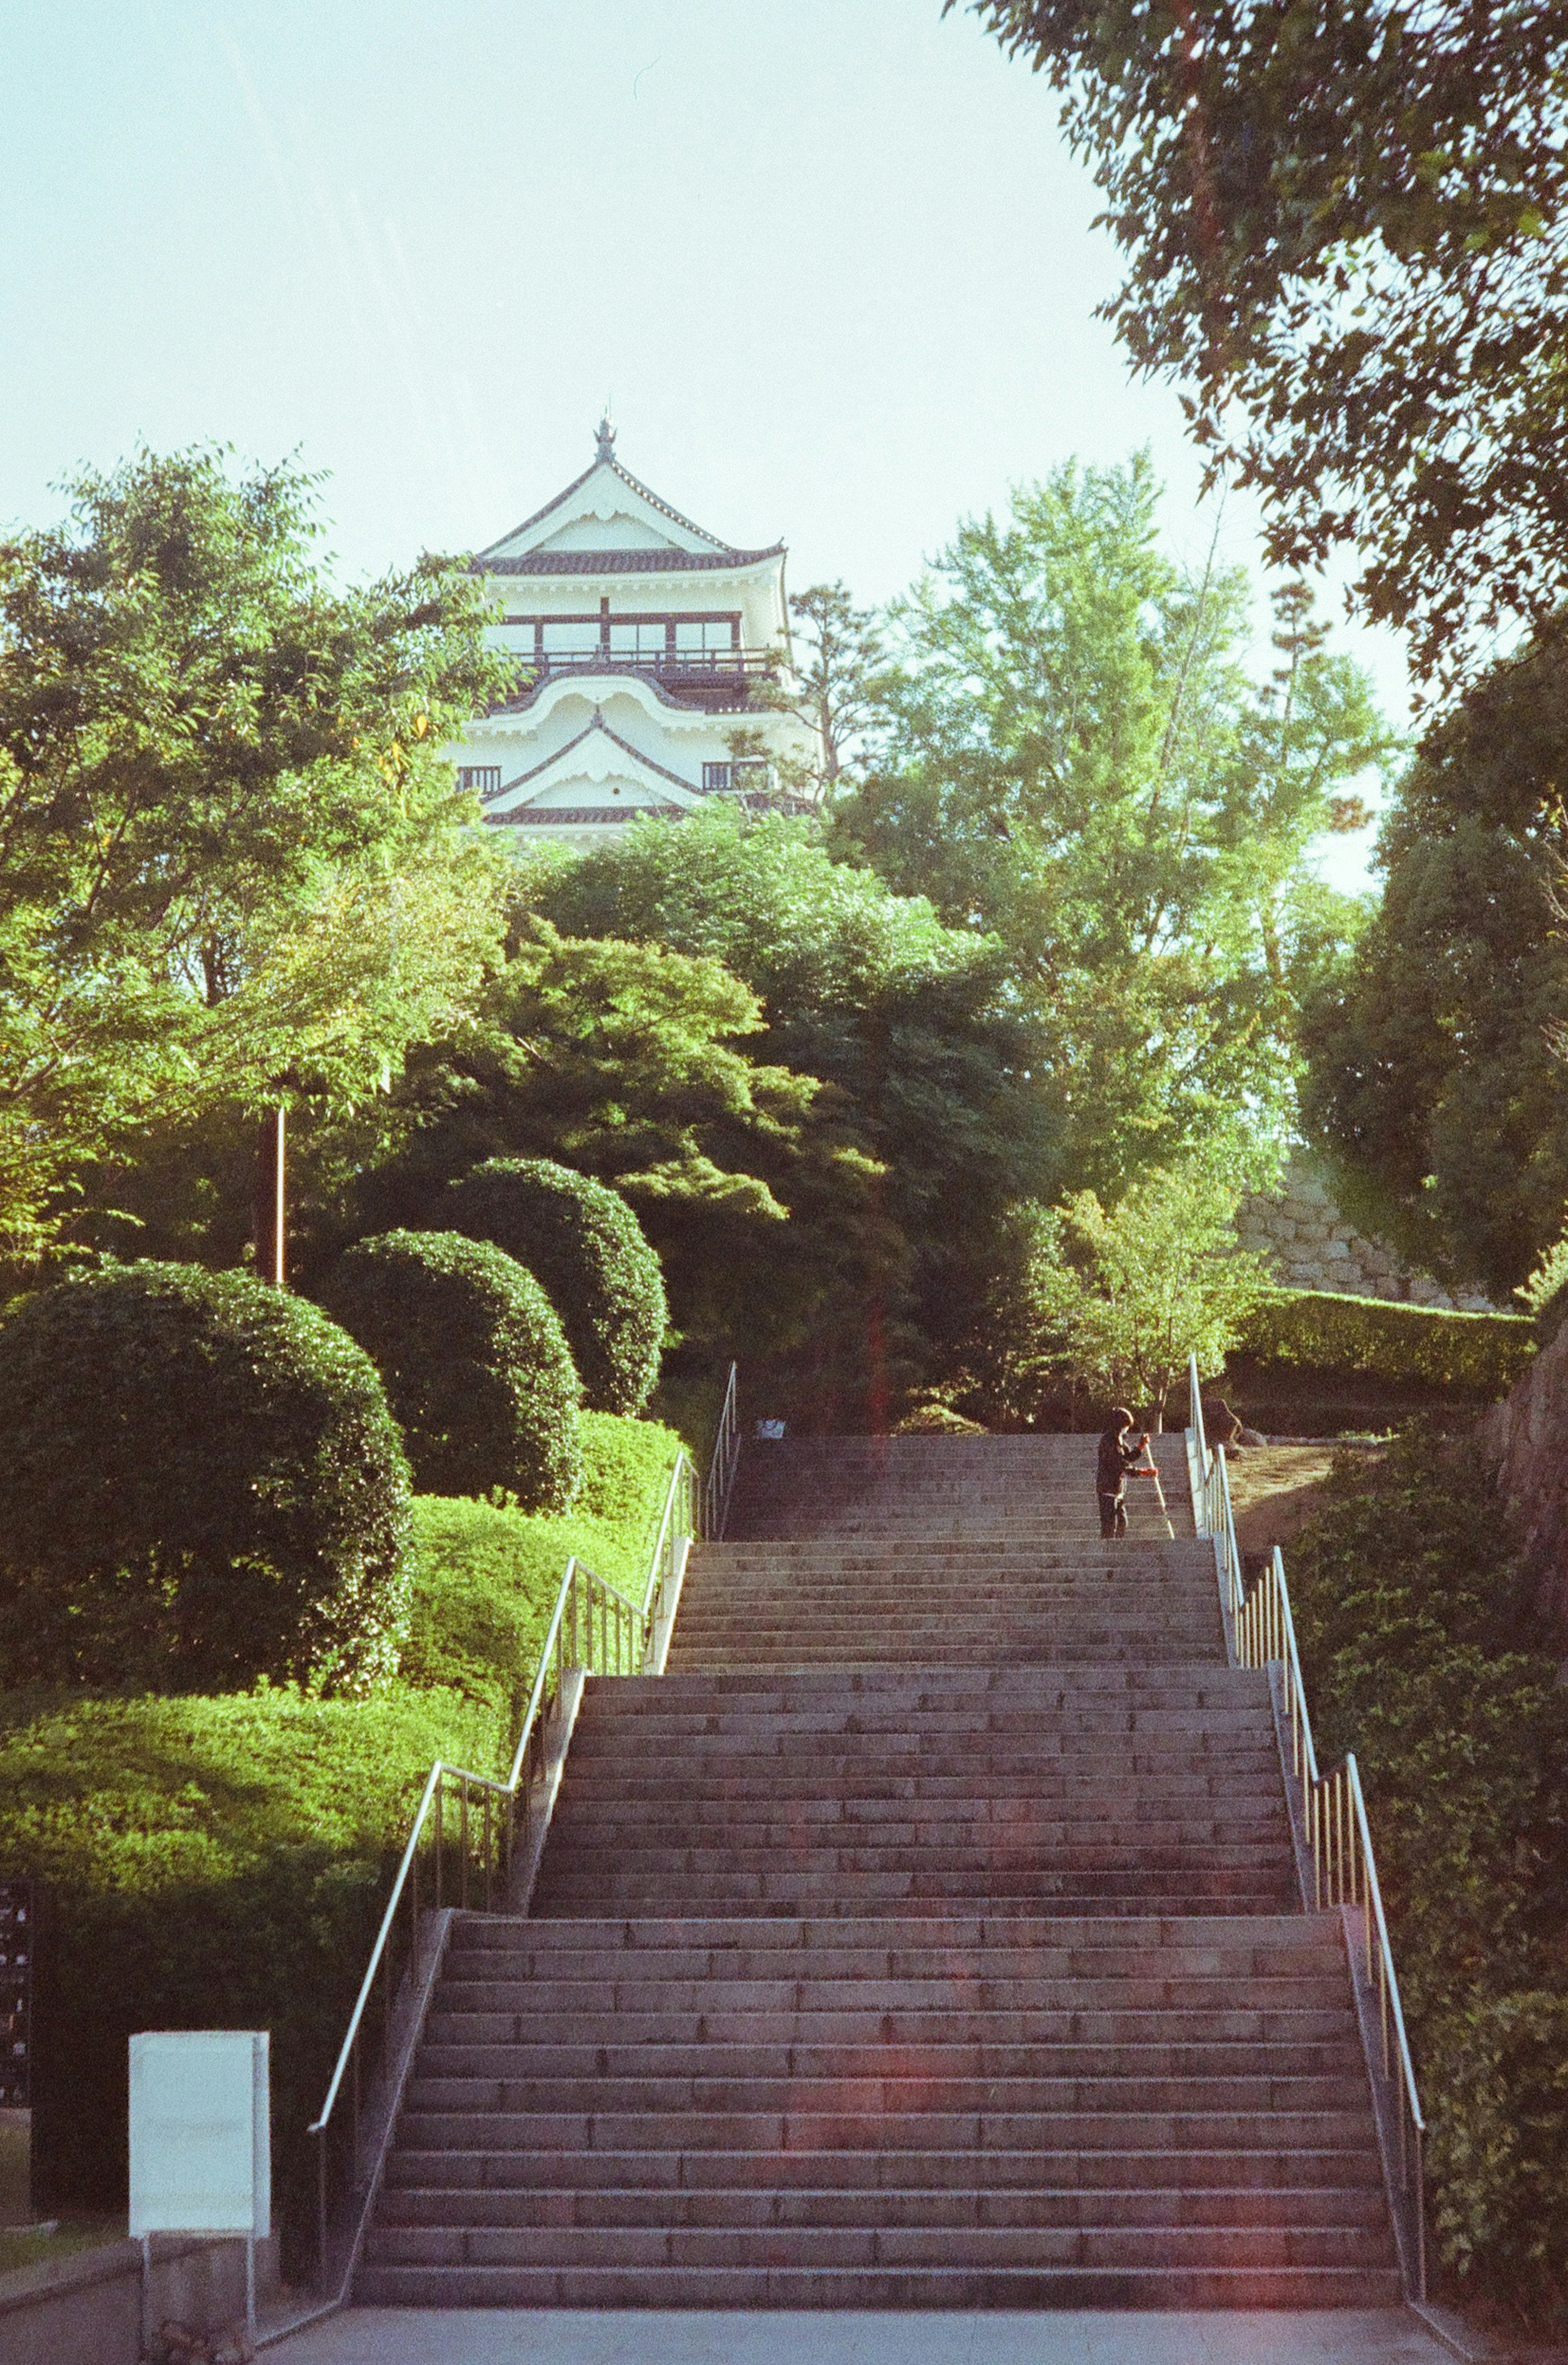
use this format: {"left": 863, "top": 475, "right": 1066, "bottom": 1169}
{"left": 252, "top": 1104, "right": 286, "bottom": 1287}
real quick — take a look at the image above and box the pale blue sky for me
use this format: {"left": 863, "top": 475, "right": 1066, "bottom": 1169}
{"left": 1, "top": 0, "right": 1403, "bottom": 878}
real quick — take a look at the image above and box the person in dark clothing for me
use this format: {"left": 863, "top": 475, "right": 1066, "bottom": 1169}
{"left": 1096, "top": 1407, "right": 1153, "bottom": 1539}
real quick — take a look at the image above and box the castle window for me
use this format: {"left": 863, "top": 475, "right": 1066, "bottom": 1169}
{"left": 676, "top": 618, "right": 740, "bottom": 655}
{"left": 702, "top": 762, "right": 732, "bottom": 792}
{"left": 459, "top": 767, "right": 502, "bottom": 795}
{"left": 609, "top": 620, "right": 668, "bottom": 657}
{"left": 541, "top": 620, "right": 602, "bottom": 655}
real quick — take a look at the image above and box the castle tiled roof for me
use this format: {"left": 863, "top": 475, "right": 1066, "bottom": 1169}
{"left": 483, "top": 546, "right": 782, "bottom": 576}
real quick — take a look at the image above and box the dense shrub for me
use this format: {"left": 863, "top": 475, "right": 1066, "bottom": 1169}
{"left": 894, "top": 1403, "right": 987, "bottom": 1435}
{"left": 1287, "top": 1432, "right": 1568, "bottom": 2319}
{"left": 399, "top": 1413, "right": 689, "bottom": 1743}
{"left": 0, "top": 1683, "right": 494, "bottom": 2262}
{"left": 445, "top": 1159, "right": 666, "bottom": 1416}
{"left": 572, "top": 1409, "right": 688, "bottom": 1556}
{"left": 1239, "top": 1289, "right": 1534, "bottom": 1399}
{"left": 0, "top": 1412, "right": 686, "bottom": 2272}
{"left": 0, "top": 1264, "right": 410, "bottom": 1694}
{"left": 320, "top": 1230, "right": 581, "bottom": 1511}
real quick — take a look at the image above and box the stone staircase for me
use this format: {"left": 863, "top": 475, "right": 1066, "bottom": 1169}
{"left": 360, "top": 1432, "right": 1398, "bottom": 2308}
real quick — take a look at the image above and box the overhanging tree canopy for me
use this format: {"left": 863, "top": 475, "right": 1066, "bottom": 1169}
{"left": 1302, "top": 633, "right": 1568, "bottom": 1297}
{"left": 960, "top": 0, "right": 1568, "bottom": 691}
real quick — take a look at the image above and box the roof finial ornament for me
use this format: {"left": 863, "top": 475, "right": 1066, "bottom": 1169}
{"left": 595, "top": 410, "right": 616, "bottom": 463}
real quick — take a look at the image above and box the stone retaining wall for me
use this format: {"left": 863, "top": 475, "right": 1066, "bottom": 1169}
{"left": 1484, "top": 1312, "right": 1568, "bottom": 1656}
{"left": 1236, "top": 1152, "right": 1494, "bottom": 1312}
{"left": 0, "top": 2230, "right": 280, "bottom": 2365}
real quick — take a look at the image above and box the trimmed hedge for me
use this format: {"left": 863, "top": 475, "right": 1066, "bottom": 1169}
{"left": 399, "top": 1411, "right": 689, "bottom": 1745}
{"left": 445, "top": 1159, "right": 667, "bottom": 1416}
{"left": 320, "top": 1230, "right": 581, "bottom": 1511}
{"left": 0, "top": 1263, "right": 411, "bottom": 1695}
{"left": 1238, "top": 1288, "right": 1534, "bottom": 1400}
{"left": 0, "top": 1402, "right": 686, "bottom": 2274}
{"left": 0, "top": 1683, "right": 493, "bottom": 2260}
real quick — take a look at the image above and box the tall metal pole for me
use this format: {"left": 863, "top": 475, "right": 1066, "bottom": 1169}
{"left": 272, "top": 1103, "right": 286, "bottom": 1288}
{"left": 253, "top": 1104, "right": 287, "bottom": 1287}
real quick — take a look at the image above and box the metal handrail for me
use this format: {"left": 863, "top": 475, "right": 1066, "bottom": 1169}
{"left": 701, "top": 1361, "right": 742, "bottom": 1540}
{"left": 306, "top": 1444, "right": 696, "bottom": 2286}
{"left": 1186, "top": 1354, "right": 1427, "bottom": 2297}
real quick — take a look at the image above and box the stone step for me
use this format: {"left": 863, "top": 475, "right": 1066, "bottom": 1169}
{"left": 566, "top": 1715, "right": 1272, "bottom": 1744}
{"left": 684, "top": 1558, "right": 1209, "bottom": 1571}
{"left": 575, "top": 1667, "right": 1257, "bottom": 1696}
{"left": 555, "top": 1776, "right": 1287, "bottom": 1805}
{"left": 393, "top": 2106, "right": 1379, "bottom": 2154}
{"left": 362, "top": 2219, "right": 1393, "bottom": 2271}
{"left": 557, "top": 1749, "right": 1282, "bottom": 1776}
{"left": 377, "top": 2180, "right": 1386, "bottom": 2231}
{"left": 416, "top": 2039, "right": 1363, "bottom": 2080}
{"left": 403, "top": 2074, "right": 1373, "bottom": 2117}
{"left": 431, "top": 1977, "right": 1352, "bottom": 2019}
{"left": 353, "top": 2262, "right": 1401, "bottom": 2309}
{"left": 381, "top": 2143, "right": 1383, "bottom": 2195}
{"left": 528, "top": 1871, "right": 1297, "bottom": 1904}
{"left": 526, "top": 1892, "right": 1300, "bottom": 1922}
{"left": 442, "top": 1996, "right": 1355, "bottom": 2036}
{"left": 544, "top": 1820, "right": 1292, "bottom": 1850}
{"left": 436, "top": 2013, "right": 1362, "bottom": 2053}
{"left": 445, "top": 1910, "right": 1343, "bottom": 1968}
{"left": 534, "top": 1843, "right": 1292, "bottom": 1875}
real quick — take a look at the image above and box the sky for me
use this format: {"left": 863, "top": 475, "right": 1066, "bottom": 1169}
{"left": 0, "top": 0, "right": 1407, "bottom": 883}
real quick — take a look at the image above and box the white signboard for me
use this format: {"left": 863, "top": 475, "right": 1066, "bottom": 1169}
{"left": 128, "top": 2031, "right": 269, "bottom": 2238}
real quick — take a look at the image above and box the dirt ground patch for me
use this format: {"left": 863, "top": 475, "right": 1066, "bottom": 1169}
{"left": 1224, "top": 1442, "right": 1384, "bottom": 1558}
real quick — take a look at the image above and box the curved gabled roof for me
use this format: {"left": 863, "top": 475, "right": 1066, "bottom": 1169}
{"left": 474, "top": 423, "right": 782, "bottom": 575}
{"left": 483, "top": 708, "right": 700, "bottom": 803}
{"left": 480, "top": 448, "right": 734, "bottom": 559}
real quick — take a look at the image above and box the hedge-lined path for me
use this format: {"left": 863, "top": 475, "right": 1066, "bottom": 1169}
{"left": 261, "top": 2299, "right": 1458, "bottom": 2361}
{"left": 356, "top": 1431, "right": 1399, "bottom": 2311}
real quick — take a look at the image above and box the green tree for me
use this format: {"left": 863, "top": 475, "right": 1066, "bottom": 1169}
{"left": 1302, "top": 633, "right": 1568, "bottom": 1299}
{"left": 835, "top": 455, "right": 1388, "bottom": 1196}
{"left": 973, "top": 1163, "right": 1271, "bottom": 1428}
{"left": 523, "top": 806, "right": 1060, "bottom": 1423}
{"left": 959, "top": 1, "right": 1568, "bottom": 690}
{"left": 771, "top": 580, "right": 888, "bottom": 799}
{"left": 315, "top": 918, "right": 831, "bottom": 1370}
{"left": 0, "top": 447, "right": 509, "bottom": 1280}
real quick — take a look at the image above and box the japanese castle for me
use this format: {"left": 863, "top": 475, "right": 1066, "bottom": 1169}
{"left": 451, "top": 422, "right": 818, "bottom": 847}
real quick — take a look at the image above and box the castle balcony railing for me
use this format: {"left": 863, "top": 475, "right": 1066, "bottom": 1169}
{"left": 501, "top": 649, "right": 781, "bottom": 712}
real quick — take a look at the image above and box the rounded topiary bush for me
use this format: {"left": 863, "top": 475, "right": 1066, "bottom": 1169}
{"left": 319, "top": 1230, "right": 581, "bottom": 1512}
{"left": 0, "top": 1262, "right": 412, "bottom": 1694}
{"left": 444, "top": 1158, "right": 667, "bottom": 1416}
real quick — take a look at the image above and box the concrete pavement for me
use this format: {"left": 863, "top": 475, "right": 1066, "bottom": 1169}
{"left": 261, "top": 2303, "right": 1460, "bottom": 2365}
